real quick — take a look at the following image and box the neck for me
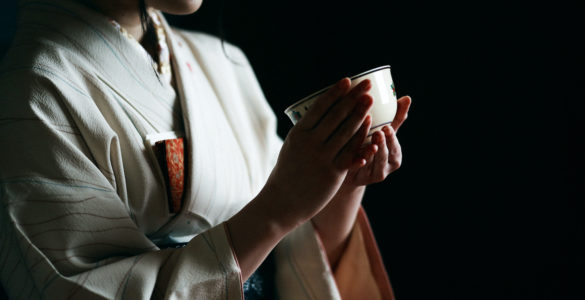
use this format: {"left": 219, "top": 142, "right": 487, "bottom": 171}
{"left": 87, "top": 0, "right": 146, "bottom": 41}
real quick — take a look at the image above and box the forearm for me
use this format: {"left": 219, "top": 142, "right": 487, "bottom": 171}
{"left": 312, "top": 185, "right": 365, "bottom": 269}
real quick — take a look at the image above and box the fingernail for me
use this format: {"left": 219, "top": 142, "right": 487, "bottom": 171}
{"left": 372, "top": 133, "right": 378, "bottom": 143}
{"left": 361, "top": 79, "right": 372, "bottom": 90}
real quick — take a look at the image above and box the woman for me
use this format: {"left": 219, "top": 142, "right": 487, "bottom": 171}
{"left": 0, "top": 0, "right": 411, "bottom": 298}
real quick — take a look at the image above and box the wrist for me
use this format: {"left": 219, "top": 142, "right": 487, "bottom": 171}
{"left": 252, "top": 181, "right": 301, "bottom": 234}
{"left": 312, "top": 185, "right": 365, "bottom": 267}
{"left": 334, "top": 184, "right": 366, "bottom": 200}
{"left": 226, "top": 188, "right": 295, "bottom": 280}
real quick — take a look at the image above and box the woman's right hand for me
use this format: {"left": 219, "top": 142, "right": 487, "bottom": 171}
{"left": 258, "top": 77, "right": 375, "bottom": 230}
{"left": 226, "top": 77, "right": 376, "bottom": 280}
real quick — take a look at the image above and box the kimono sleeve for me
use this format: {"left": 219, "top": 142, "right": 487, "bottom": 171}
{"left": 272, "top": 209, "right": 395, "bottom": 300}
{"left": 0, "top": 72, "right": 243, "bottom": 299}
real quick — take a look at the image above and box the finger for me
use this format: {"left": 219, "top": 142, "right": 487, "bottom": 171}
{"left": 296, "top": 78, "right": 351, "bottom": 130}
{"left": 313, "top": 79, "right": 372, "bottom": 140}
{"left": 350, "top": 139, "right": 378, "bottom": 170}
{"left": 325, "top": 93, "right": 373, "bottom": 151}
{"left": 359, "top": 140, "right": 379, "bottom": 165}
{"left": 371, "top": 130, "right": 389, "bottom": 182}
{"left": 335, "top": 115, "right": 372, "bottom": 170}
{"left": 383, "top": 126, "right": 402, "bottom": 171}
{"left": 350, "top": 143, "right": 378, "bottom": 170}
{"left": 391, "top": 95, "right": 412, "bottom": 133}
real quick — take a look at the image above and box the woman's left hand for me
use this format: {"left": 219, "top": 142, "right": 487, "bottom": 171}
{"left": 343, "top": 95, "right": 412, "bottom": 187}
{"left": 311, "top": 95, "right": 411, "bottom": 268}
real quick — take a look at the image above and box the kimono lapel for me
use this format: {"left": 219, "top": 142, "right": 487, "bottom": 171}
{"left": 18, "top": 0, "right": 180, "bottom": 135}
{"left": 156, "top": 14, "right": 255, "bottom": 235}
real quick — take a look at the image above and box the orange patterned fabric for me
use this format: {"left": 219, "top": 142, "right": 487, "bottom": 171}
{"left": 154, "top": 138, "right": 185, "bottom": 213}
{"left": 164, "top": 138, "right": 185, "bottom": 213}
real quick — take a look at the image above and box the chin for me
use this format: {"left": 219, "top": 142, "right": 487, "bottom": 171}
{"left": 150, "top": 0, "right": 203, "bottom": 15}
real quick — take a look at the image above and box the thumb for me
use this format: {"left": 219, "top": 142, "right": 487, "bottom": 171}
{"left": 391, "top": 95, "right": 412, "bottom": 132}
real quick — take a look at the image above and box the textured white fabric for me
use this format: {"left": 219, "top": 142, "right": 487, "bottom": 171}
{"left": 0, "top": 0, "right": 346, "bottom": 299}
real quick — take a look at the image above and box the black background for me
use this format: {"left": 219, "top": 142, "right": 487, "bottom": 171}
{"left": 2, "top": 0, "right": 584, "bottom": 299}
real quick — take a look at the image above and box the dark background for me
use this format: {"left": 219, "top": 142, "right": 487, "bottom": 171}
{"left": 1, "top": 0, "right": 583, "bottom": 299}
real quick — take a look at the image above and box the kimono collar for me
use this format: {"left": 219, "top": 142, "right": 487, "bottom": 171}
{"left": 108, "top": 10, "right": 173, "bottom": 86}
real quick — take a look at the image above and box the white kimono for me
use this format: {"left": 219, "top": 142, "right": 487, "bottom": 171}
{"left": 0, "top": 0, "right": 393, "bottom": 299}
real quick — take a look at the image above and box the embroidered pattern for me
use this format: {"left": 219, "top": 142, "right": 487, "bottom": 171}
{"left": 149, "top": 11, "right": 172, "bottom": 82}
{"left": 164, "top": 138, "right": 185, "bottom": 213}
{"left": 291, "top": 110, "right": 302, "bottom": 122}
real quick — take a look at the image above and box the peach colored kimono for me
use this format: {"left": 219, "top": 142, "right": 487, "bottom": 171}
{"left": 0, "top": 0, "right": 393, "bottom": 298}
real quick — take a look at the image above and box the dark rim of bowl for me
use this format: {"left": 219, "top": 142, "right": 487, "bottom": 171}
{"left": 284, "top": 65, "right": 391, "bottom": 113}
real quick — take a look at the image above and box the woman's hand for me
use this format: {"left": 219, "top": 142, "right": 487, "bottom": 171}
{"left": 227, "top": 78, "right": 376, "bottom": 280}
{"left": 259, "top": 78, "right": 376, "bottom": 229}
{"left": 311, "top": 95, "right": 411, "bottom": 268}
{"left": 343, "top": 95, "right": 412, "bottom": 187}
